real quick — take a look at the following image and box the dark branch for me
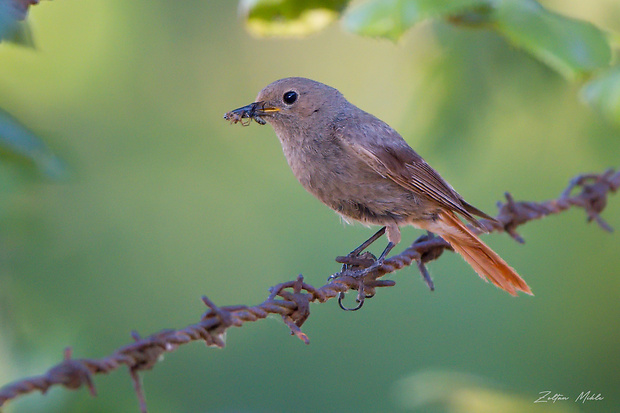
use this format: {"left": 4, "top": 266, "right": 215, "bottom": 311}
{"left": 0, "top": 169, "right": 618, "bottom": 412}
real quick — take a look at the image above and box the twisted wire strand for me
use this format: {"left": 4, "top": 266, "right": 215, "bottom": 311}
{"left": 0, "top": 169, "right": 618, "bottom": 412}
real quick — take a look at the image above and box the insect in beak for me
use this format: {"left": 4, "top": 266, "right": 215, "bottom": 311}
{"left": 224, "top": 102, "right": 279, "bottom": 126}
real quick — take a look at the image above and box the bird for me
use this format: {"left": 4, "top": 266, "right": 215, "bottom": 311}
{"left": 224, "top": 77, "right": 532, "bottom": 296}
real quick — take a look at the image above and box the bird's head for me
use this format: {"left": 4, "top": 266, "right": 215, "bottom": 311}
{"left": 224, "top": 77, "right": 343, "bottom": 132}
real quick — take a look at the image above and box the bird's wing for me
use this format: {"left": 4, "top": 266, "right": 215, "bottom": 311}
{"left": 336, "top": 115, "right": 494, "bottom": 228}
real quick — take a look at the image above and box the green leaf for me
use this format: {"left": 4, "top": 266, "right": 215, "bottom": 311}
{"left": 491, "top": 0, "right": 612, "bottom": 80}
{"left": 0, "top": 0, "right": 34, "bottom": 46}
{"left": 342, "top": 0, "right": 488, "bottom": 41}
{"left": 3, "top": 20, "right": 34, "bottom": 47}
{"left": 581, "top": 66, "right": 620, "bottom": 127}
{"left": 0, "top": 109, "right": 66, "bottom": 178}
{"left": 241, "top": 0, "right": 349, "bottom": 37}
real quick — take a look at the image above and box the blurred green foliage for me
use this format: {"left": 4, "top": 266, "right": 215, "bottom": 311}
{"left": 582, "top": 66, "right": 620, "bottom": 126}
{"left": 490, "top": 0, "right": 611, "bottom": 80}
{"left": 247, "top": 0, "right": 620, "bottom": 117}
{"left": 342, "top": 0, "right": 488, "bottom": 41}
{"left": 1, "top": 0, "right": 52, "bottom": 178}
{"left": 242, "top": 0, "right": 349, "bottom": 37}
{"left": 394, "top": 370, "right": 582, "bottom": 413}
{"left": 248, "top": 0, "right": 612, "bottom": 77}
{"left": 0, "top": 1, "right": 619, "bottom": 412}
{"left": 0, "top": 109, "right": 65, "bottom": 178}
{"left": 0, "top": 0, "right": 34, "bottom": 46}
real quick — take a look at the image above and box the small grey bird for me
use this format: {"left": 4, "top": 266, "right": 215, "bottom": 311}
{"left": 224, "top": 77, "right": 532, "bottom": 296}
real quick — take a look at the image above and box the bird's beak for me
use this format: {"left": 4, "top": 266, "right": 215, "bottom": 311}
{"left": 224, "top": 101, "right": 279, "bottom": 126}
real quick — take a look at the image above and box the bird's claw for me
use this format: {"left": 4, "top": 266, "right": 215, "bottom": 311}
{"left": 347, "top": 258, "right": 386, "bottom": 279}
{"left": 331, "top": 240, "right": 393, "bottom": 311}
{"left": 337, "top": 287, "right": 376, "bottom": 311}
{"left": 338, "top": 251, "right": 378, "bottom": 272}
{"left": 329, "top": 251, "right": 380, "bottom": 282}
{"left": 337, "top": 292, "right": 364, "bottom": 311}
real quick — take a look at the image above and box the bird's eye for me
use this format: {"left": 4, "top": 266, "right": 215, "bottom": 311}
{"left": 282, "top": 91, "right": 298, "bottom": 105}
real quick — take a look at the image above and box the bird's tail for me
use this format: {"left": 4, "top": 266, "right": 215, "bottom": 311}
{"left": 421, "top": 210, "right": 532, "bottom": 296}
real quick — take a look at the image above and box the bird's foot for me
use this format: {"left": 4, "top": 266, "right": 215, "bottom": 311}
{"left": 329, "top": 250, "right": 398, "bottom": 311}
{"left": 329, "top": 242, "right": 395, "bottom": 311}
{"left": 341, "top": 253, "right": 376, "bottom": 272}
{"left": 350, "top": 257, "right": 386, "bottom": 278}
{"left": 331, "top": 251, "right": 378, "bottom": 280}
{"left": 337, "top": 290, "right": 373, "bottom": 311}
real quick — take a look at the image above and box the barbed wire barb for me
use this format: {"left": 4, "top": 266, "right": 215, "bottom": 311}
{"left": 0, "top": 169, "right": 618, "bottom": 412}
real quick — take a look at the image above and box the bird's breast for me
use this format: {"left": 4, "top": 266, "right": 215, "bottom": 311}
{"left": 279, "top": 131, "right": 347, "bottom": 196}
{"left": 276, "top": 130, "right": 427, "bottom": 225}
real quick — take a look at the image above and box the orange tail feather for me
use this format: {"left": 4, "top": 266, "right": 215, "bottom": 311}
{"left": 421, "top": 211, "right": 532, "bottom": 296}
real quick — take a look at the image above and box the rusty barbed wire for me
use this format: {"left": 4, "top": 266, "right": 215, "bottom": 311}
{"left": 0, "top": 169, "right": 618, "bottom": 412}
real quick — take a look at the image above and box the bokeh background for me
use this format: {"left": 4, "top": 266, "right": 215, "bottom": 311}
{"left": 1, "top": 1, "right": 619, "bottom": 412}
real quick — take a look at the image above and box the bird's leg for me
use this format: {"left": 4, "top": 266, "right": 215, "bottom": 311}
{"left": 350, "top": 226, "right": 386, "bottom": 256}
{"left": 331, "top": 226, "right": 398, "bottom": 310}
{"left": 341, "top": 224, "right": 400, "bottom": 276}
{"left": 357, "top": 224, "right": 400, "bottom": 273}
{"left": 338, "top": 226, "right": 386, "bottom": 272}
{"left": 354, "top": 241, "right": 394, "bottom": 275}
{"left": 376, "top": 241, "right": 395, "bottom": 262}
